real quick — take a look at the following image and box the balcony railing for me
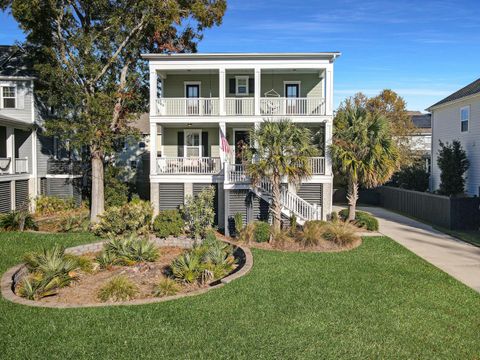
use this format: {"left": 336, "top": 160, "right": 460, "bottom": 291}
{"left": 15, "top": 158, "right": 28, "bottom": 174}
{"left": 156, "top": 157, "right": 221, "bottom": 174}
{"left": 47, "top": 160, "right": 82, "bottom": 175}
{"left": 308, "top": 157, "right": 325, "bottom": 175}
{"left": 260, "top": 97, "right": 325, "bottom": 116}
{"left": 154, "top": 97, "right": 325, "bottom": 116}
{"left": 225, "top": 163, "right": 250, "bottom": 183}
{"left": 225, "top": 98, "right": 254, "bottom": 116}
{"left": 156, "top": 98, "right": 219, "bottom": 116}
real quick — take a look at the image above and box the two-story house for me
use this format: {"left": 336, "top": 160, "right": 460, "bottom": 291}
{"left": 142, "top": 52, "right": 340, "bottom": 235}
{"left": 0, "top": 45, "right": 82, "bottom": 213}
{"left": 427, "top": 77, "right": 480, "bottom": 196}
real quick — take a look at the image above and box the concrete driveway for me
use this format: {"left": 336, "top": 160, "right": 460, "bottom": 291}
{"left": 335, "top": 205, "right": 480, "bottom": 293}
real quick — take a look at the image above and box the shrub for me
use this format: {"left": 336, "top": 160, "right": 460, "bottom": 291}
{"left": 153, "top": 278, "right": 180, "bottom": 297}
{"left": 289, "top": 214, "right": 297, "bottom": 236}
{"left": 96, "top": 235, "right": 159, "bottom": 268}
{"left": 153, "top": 210, "right": 184, "bottom": 238}
{"left": 0, "top": 211, "right": 37, "bottom": 231}
{"left": 237, "top": 222, "right": 255, "bottom": 243}
{"left": 104, "top": 166, "right": 130, "bottom": 208}
{"left": 170, "top": 251, "right": 205, "bottom": 284}
{"left": 339, "top": 209, "right": 379, "bottom": 231}
{"left": 254, "top": 221, "right": 270, "bottom": 243}
{"left": 64, "top": 254, "right": 94, "bottom": 273}
{"left": 297, "top": 220, "right": 326, "bottom": 247}
{"left": 93, "top": 198, "right": 153, "bottom": 237}
{"left": 97, "top": 276, "right": 138, "bottom": 302}
{"left": 330, "top": 211, "right": 339, "bottom": 222}
{"left": 437, "top": 140, "right": 469, "bottom": 196}
{"left": 390, "top": 164, "right": 430, "bottom": 192}
{"left": 35, "top": 195, "right": 76, "bottom": 216}
{"left": 270, "top": 228, "right": 292, "bottom": 247}
{"left": 58, "top": 212, "right": 89, "bottom": 233}
{"left": 18, "top": 245, "right": 79, "bottom": 300}
{"left": 322, "top": 222, "right": 359, "bottom": 246}
{"left": 233, "top": 212, "right": 244, "bottom": 236}
{"left": 182, "top": 186, "right": 216, "bottom": 239}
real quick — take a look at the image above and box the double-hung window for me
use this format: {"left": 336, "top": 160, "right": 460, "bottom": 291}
{"left": 1, "top": 86, "right": 16, "bottom": 109}
{"left": 460, "top": 106, "right": 469, "bottom": 132}
{"left": 185, "top": 129, "right": 201, "bottom": 157}
{"left": 235, "top": 76, "right": 249, "bottom": 96}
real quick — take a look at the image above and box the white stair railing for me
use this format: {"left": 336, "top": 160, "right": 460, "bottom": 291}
{"left": 225, "top": 163, "right": 250, "bottom": 183}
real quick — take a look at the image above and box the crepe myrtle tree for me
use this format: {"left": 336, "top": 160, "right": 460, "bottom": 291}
{"left": 1, "top": 0, "right": 226, "bottom": 222}
{"left": 331, "top": 100, "right": 400, "bottom": 221}
{"left": 245, "top": 119, "right": 318, "bottom": 236}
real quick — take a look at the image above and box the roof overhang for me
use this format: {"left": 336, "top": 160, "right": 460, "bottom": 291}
{"left": 141, "top": 52, "right": 341, "bottom": 63}
{"left": 426, "top": 92, "right": 480, "bottom": 112}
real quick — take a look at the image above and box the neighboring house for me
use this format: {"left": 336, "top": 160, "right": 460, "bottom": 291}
{"left": 0, "top": 45, "right": 82, "bottom": 213}
{"left": 407, "top": 111, "right": 432, "bottom": 171}
{"left": 427, "top": 77, "right": 480, "bottom": 196}
{"left": 143, "top": 52, "right": 339, "bottom": 235}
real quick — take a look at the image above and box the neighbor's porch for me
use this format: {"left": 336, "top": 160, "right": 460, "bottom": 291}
{"left": 0, "top": 125, "right": 31, "bottom": 176}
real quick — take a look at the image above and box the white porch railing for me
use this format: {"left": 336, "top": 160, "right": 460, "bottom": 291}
{"left": 257, "top": 180, "right": 322, "bottom": 221}
{"left": 15, "top": 158, "right": 28, "bottom": 174}
{"left": 260, "top": 97, "right": 325, "bottom": 116}
{"left": 156, "top": 98, "right": 219, "bottom": 116}
{"left": 225, "top": 98, "right": 254, "bottom": 116}
{"left": 156, "top": 157, "right": 221, "bottom": 174}
{"left": 225, "top": 163, "right": 250, "bottom": 183}
{"left": 308, "top": 157, "right": 325, "bottom": 175}
{"left": 0, "top": 157, "right": 11, "bottom": 175}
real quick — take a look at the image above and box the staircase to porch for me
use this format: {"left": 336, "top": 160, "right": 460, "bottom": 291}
{"left": 253, "top": 179, "right": 322, "bottom": 225}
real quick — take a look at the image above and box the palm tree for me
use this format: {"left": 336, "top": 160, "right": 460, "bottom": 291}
{"left": 245, "top": 119, "right": 318, "bottom": 235}
{"left": 331, "top": 105, "right": 399, "bottom": 221}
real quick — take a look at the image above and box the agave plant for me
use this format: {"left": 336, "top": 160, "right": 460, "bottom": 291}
{"left": 170, "top": 251, "right": 205, "bottom": 284}
{"left": 0, "top": 210, "right": 37, "bottom": 231}
{"left": 23, "top": 245, "right": 78, "bottom": 279}
{"left": 100, "top": 235, "right": 159, "bottom": 266}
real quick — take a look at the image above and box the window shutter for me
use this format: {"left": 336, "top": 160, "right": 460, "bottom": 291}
{"left": 248, "top": 78, "right": 254, "bottom": 94}
{"left": 202, "top": 131, "right": 208, "bottom": 157}
{"left": 177, "top": 131, "right": 184, "bottom": 157}
{"left": 229, "top": 78, "right": 235, "bottom": 94}
{"left": 16, "top": 86, "right": 25, "bottom": 109}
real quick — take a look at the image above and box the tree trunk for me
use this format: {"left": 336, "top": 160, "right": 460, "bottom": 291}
{"left": 90, "top": 150, "right": 105, "bottom": 223}
{"left": 346, "top": 179, "right": 358, "bottom": 222}
{"left": 271, "top": 176, "right": 282, "bottom": 240}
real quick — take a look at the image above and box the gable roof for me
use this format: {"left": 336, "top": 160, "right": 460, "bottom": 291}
{"left": 411, "top": 113, "right": 431, "bottom": 129}
{"left": 428, "top": 77, "right": 480, "bottom": 110}
{"left": 0, "top": 45, "right": 34, "bottom": 78}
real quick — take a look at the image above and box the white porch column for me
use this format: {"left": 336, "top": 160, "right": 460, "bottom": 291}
{"left": 150, "top": 122, "right": 157, "bottom": 175}
{"left": 254, "top": 67, "right": 261, "bottom": 116}
{"left": 219, "top": 68, "right": 226, "bottom": 115}
{"left": 30, "top": 129, "right": 38, "bottom": 212}
{"left": 218, "top": 122, "right": 227, "bottom": 164}
{"left": 149, "top": 68, "right": 158, "bottom": 116}
{"left": 324, "top": 120, "right": 332, "bottom": 176}
{"left": 6, "top": 127, "right": 14, "bottom": 174}
{"left": 325, "top": 66, "right": 333, "bottom": 116}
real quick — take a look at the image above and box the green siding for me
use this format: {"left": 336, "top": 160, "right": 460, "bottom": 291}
{"left": 162, "top": 127, "right": 219, "bottom": 158}
{"left": 163, "top": 75, "right": 219, "bottom": 98}
{"left": 261, "top": 73, "right": 322, "bottom": 98}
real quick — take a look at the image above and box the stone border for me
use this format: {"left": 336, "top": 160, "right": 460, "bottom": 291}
{"left": 1, "top": 238, "right": 253, "bottom": 309}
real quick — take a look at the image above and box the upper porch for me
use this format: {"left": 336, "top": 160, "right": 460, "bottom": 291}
{"left": 146, "top": 53, "right": 338, "bottom": 120}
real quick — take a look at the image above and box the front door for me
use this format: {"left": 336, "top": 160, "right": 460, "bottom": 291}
{"left": 285, "top": 83, "right": 300, "bottom": 114}
{"left": 185, "top": 84, "right": 200, "bottom": 115}
{"left": 234, "top": 130, "right": 249, "bottom": 165}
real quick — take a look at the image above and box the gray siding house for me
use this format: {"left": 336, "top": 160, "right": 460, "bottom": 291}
{"left": 143, "top": 52, "right": 339, "bottom": 235}
{"left": 428, "top": 77, "right": 480, "bottom": 196}
{"left": 0, "top": 45, "right": 81, "bottom": 212}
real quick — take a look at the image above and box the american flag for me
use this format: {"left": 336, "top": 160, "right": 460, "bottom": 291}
{"left": 221, "top": 134, "right": 231, "bottom": 154}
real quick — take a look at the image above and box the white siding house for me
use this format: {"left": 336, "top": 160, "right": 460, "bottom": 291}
{"left": 428, "top": 78, "right": 480, "bottom": 196}
{"left": 142, "top": 52, "right": 340, "bottom": 235}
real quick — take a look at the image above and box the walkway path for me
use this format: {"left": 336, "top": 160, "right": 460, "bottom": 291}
{"left": 335, "top": 205, "right": 480, "bottom": 293}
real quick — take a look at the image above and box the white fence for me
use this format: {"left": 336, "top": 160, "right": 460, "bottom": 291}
{"left": 156, "top": 157, "right": 221, "bottom": 174}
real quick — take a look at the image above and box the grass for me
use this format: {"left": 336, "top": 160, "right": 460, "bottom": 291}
{"left": 0, "top": 232, "right": 479, "bottom": 359}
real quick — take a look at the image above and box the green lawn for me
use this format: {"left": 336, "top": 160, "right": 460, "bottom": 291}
{"left": 435, "top": 227, "right": 480, "bottom": 247}
{"left": 1, "top": 232, "right": 479, "bottom": 359}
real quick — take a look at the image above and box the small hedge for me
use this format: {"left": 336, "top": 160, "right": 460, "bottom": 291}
{"left": 153, "top": 210, "right": 184, "bottom": 238}
{"left": 339, "top": 209, "right": 379, "bottom": 231}
{"left": 254, "top": 221, "right": 270, "bottom": 243}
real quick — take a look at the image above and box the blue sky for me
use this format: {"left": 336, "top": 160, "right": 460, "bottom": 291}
{"left": 1, "top": 0, "right": 479, "bottom": 111}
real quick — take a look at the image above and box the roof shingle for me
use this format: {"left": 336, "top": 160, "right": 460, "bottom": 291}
{"left": 429, "top": 77, "right": 480, "bottom": 109}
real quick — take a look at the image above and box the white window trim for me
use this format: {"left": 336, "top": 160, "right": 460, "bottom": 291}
{"left": 0, "top": 85, "right": 17, "bottom": 109}
{"left": 232, "top": 128, "right": 251, "bottom": 163}
{"left": 235, "top": 76, "right": 249, "bottom": 96}
{"left": 184, "top": 81, "right": 201, "bottom": 97}
{"left": 284, "top": 81, "right": 301, "bottom": 97}
{"left": 184, "top": 129, "right": 202, "bottom": 158}
{"left": 460, "top": 105, "right": 470, "bottom": 133}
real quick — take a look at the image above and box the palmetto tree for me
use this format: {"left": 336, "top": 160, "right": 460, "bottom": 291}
{"left": 245, "top": 119, "right": 318, "bottom": 235}
{"left": 331, "top": 105, "right": 400, "bottom": 221}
